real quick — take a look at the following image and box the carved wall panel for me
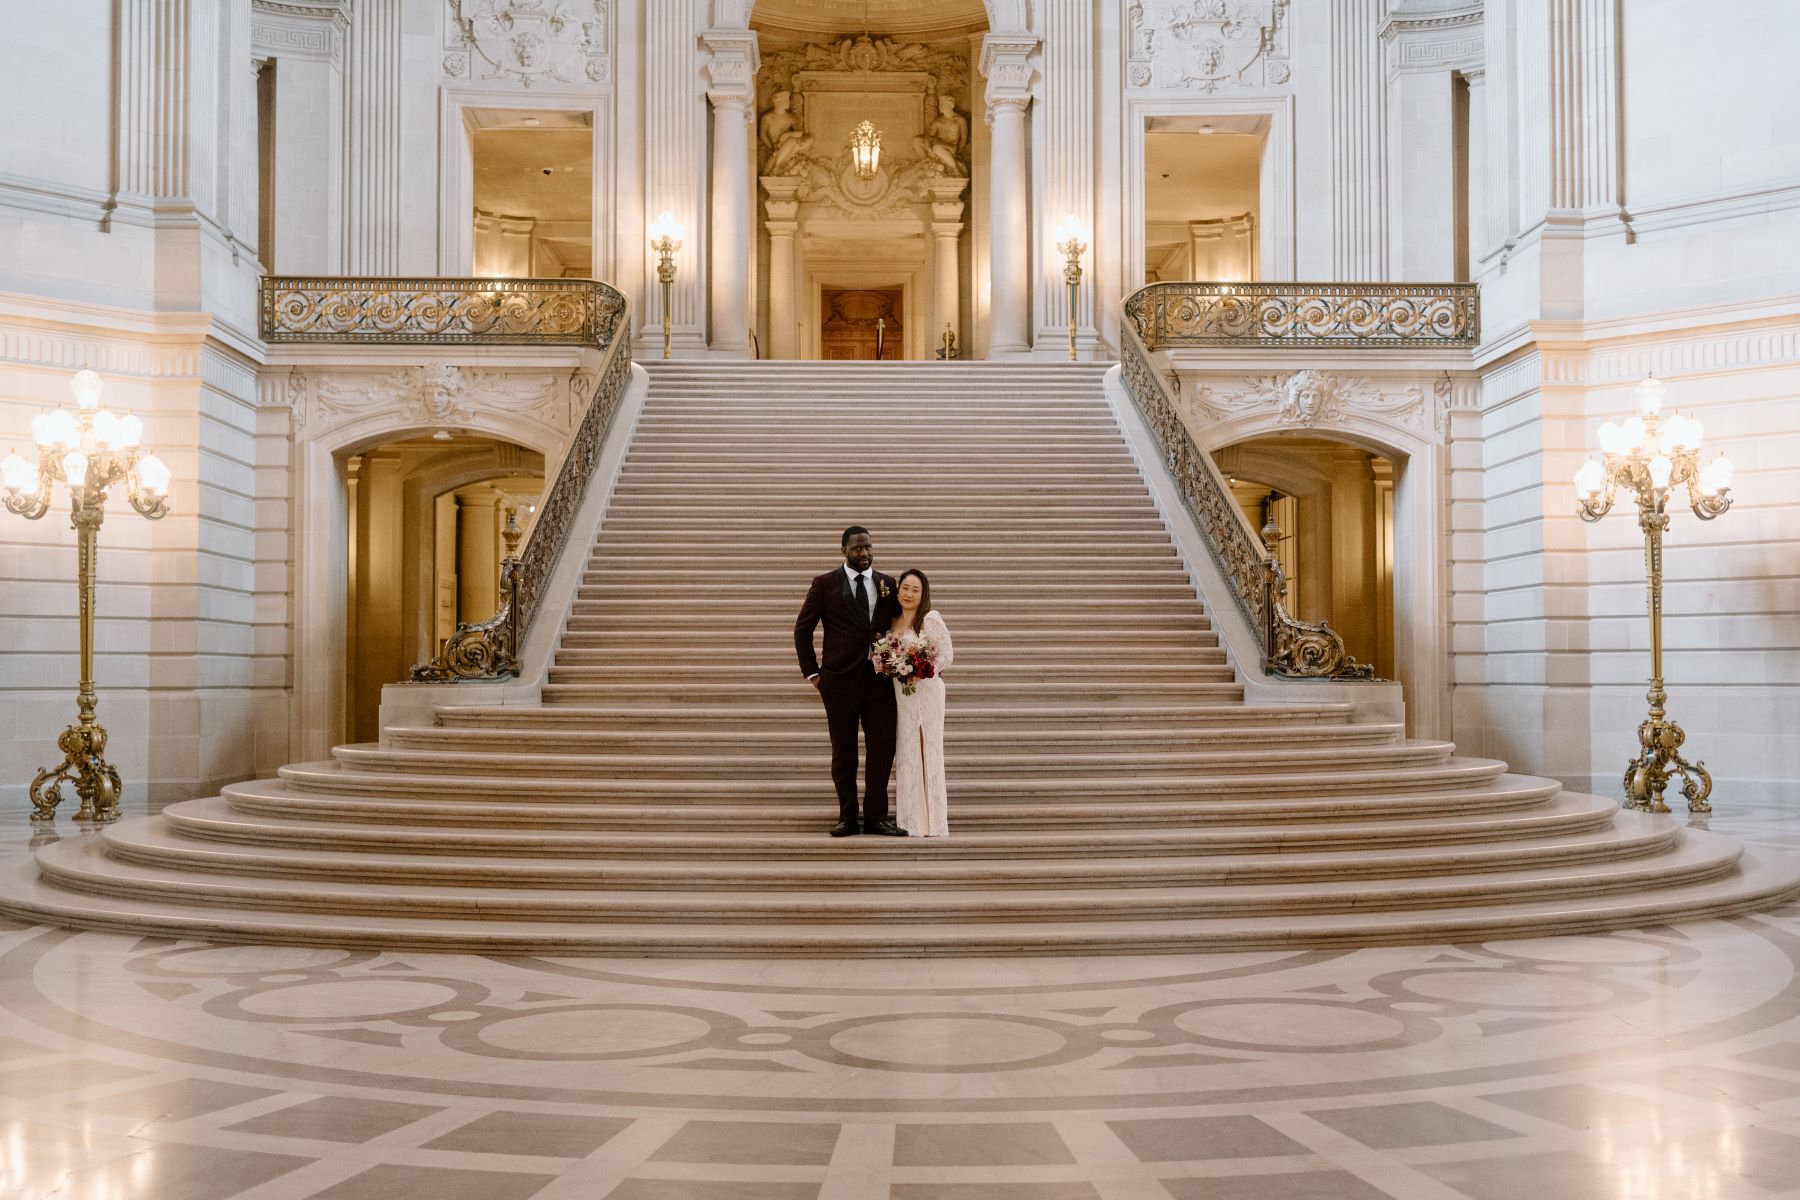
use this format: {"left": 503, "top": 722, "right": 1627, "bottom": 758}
{"left": 442, "top": 0, "right": 612, "bottom": 85}
{"left": 757, "top": 34, "right": 972, "bottom": 219}
{"left": 292, "top": 366, "right": 577, "bottom": 441}
{"left": 1126, "top": 0, "right": 1292, "bottom": 91}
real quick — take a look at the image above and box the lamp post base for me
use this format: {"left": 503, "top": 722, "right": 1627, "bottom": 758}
{"left": 30, "top": 720, "right": 122, "bottom": 823}
{"left": 1623, "top": 713, "right": 1713, "bottom": 815}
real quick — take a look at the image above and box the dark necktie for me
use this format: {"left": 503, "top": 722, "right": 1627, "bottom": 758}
{"left": 854, "top": 573, "right": 868, "bottom": 623}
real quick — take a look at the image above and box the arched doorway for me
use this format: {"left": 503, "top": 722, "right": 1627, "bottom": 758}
{"left": 341, "top": 435, "right": 544, "bottom": 742}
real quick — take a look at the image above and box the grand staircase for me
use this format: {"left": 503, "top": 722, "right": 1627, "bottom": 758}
{"left": 3, "top": 360, "right": 1794, "bottom": 954}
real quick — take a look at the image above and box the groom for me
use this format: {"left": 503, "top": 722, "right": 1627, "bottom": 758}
{"left": 794, "top": 526, "right": 907, "bottom": 838}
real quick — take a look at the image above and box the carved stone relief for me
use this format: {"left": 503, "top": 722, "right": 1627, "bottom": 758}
{"left": 442, "top": 1, "right": 612, "bottom": 86}
{"left": 299, "top": 367, "right": 570, "bottom": 441}
{"left": 1186, "top": 370, "right": 1435, "bottom": 435}
{"left": 756, "top": 34, "right": 971, "bottom": 219}
{"left": 1126, "top": 0, "right": 1291, "bottom": 92}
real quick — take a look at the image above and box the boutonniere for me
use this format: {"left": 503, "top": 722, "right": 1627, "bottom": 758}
{"left": 879, "top": 581, "right": 892, "bottom": 598}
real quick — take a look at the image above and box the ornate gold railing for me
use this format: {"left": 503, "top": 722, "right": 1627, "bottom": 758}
{"left": 261, "top": 276, "right": 627, "bottom": 348}
{"left": 1119, "top": 319, "right": 1374, "bottom": 680}
{"left": 1126, "top": 281, "right": 1478, "bottom": 350}
{"left": 254, "top": 276, "right": 635, "bottom": 683}
{"left": 409, "top": 295, "right": 633, "bottom": 683}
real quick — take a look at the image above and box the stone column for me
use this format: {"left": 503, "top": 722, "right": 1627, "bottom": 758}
{"left": 763, "top": 177, "right": 800, "bottom": 360}
{"left": 703, "top": 30, "right": 758, "bottom": 357}
{"left": 251, "top": 2, "right": 347, "bottom": 273}
{"left": 981, "top": 33, "right": 1037, "bottom": 357}
{"left": 927, "top": 178, "right": 968, "bottom": 356}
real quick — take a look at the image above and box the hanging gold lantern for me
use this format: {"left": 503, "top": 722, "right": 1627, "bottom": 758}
{"left": 849, "top": 120, "right": 882, "bottom": 179}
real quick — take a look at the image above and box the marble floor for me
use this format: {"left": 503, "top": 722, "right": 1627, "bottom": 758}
{"left": 3, "top": 801, "right": 1800, "bottom": 1199}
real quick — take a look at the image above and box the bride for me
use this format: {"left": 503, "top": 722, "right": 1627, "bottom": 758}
{"left": 890, "top": 569, "right": 953, "bottom": 836}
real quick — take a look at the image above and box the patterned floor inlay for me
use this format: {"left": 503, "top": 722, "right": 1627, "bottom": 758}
{"left": 3, "top": 800, "right": 1800, "bottom": 1197}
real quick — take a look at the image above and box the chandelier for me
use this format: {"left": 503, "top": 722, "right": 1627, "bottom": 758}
{"left": 849, "top": 120, "right": 882, "bottom": 180}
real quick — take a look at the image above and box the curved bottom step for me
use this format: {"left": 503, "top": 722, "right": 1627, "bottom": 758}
{"left": 3, "top": 829, "right": 1795, "bottom": 957}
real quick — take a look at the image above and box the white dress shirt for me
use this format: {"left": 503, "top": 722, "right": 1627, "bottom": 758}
{"left": 844, "top": 564, "right": 876, "bottom": 621}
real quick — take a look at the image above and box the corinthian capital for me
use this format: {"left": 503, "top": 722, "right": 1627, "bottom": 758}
{"left": 979, "top": 32, "right": 1038, "bottom": 113}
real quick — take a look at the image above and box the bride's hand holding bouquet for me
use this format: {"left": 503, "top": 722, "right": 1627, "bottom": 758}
{"left": 871, "top": 629, "right": 938, "bottom": 696}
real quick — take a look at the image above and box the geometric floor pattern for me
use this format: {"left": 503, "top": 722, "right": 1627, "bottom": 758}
{"left": 3, "top": 798, "right": 1800, "bottom": 1198}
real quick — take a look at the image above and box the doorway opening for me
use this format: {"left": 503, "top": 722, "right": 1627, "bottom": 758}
{"left": 469, "top": 109, "right": 594, "bottom": 278}
{"left": 820, "top": 287, "right": 905, "bottom": 360}
{"left": 342, "top": 435, "right": 544, "bottom": 743}
{"left": 1143, "top": 115, "right": 1267, "bottom": 282}
{"left": 1216, "top": 436, "right": 1397, "bottom": 679}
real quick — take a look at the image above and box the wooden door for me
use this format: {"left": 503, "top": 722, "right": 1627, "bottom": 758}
{"left": 820, "top": 288, "right": 903, "bottom": 360}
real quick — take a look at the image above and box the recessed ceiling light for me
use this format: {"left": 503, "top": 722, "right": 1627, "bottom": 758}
{"left": 433, "top": 429, "right": 453, "bottom": 441}
{"left": 520, "top": 116, "right": 541, "bottom": 126}
{"left": 1198, "top": 124, "right": 1216, "bottom": 134}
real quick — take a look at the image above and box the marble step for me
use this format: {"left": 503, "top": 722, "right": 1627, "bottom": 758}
{"left": 429, "top": 701, "right": 1347, "bottom": 731}
{"left": 153, "top": 787, "right": 1601, "bottom": 856}
{"left": 330, "top": 738, "right": 1448, "bottom": 781}
{"left": 111, "top": 802, "right": 1655, "bottom": 891}
{"left": 17, "top": 838, "right": 1794, "bottom": 956}
{"left": 382, "top": 721, "right": 1393, "bottom": 757}
{"left": 224, "top": 773, "right": 1554, "bottom": 829}
{"left": 25, "top": 826, "right": 1741, "bottom": 925}
{"left": 271, "top": 757, "right": 1507, "bottom": 805}
{"left": 542, "top": 660, "right": 1234, "bottom": 681}
{"left": 540, "top": 683, "right": 1248, "bottom": 706}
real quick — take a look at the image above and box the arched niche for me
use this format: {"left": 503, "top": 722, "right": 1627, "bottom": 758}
{"left": 1176, "top": 368, "right": 1457, "bottom": 738}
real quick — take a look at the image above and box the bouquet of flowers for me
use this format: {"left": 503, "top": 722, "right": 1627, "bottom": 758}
{"left": 871, "top": 629, "right": 938, "bottom": 696}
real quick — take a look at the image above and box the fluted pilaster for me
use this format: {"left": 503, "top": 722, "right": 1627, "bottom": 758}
{"left": 116, "top": 0, "right": 191, "bottom": 201}
{"left": 1329, "top": 0, "right": 1387, "bottom": 279}
{"left": 1545, "top": 0, "right": 1619, "bottom": 216}
{"left": 645, "top": 2, "right": 704, "bottom": 351}
{"left": 703, "top": 29, "right": 758, "bottom": 357}
{"left": 1036, "top": 0, "right": 1093, "bottom": 353}
{"left": 341, "top": 0, "right": 401, "bottom": 273}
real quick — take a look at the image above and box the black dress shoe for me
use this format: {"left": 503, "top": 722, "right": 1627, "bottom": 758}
{"left": 867, "top": 820, "right": 908, "bottom": 837}
{"left": 829, "top": 820, "right": 860, "bottom": 837}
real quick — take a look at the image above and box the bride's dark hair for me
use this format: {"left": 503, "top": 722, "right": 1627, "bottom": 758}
{"left": 898, "top": 569, "right": 931, "bottom": 632}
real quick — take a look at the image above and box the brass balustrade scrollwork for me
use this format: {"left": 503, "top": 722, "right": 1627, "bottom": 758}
{"left": 261, "top": 276, "right": 626, "bottom": 349}
{"left": 410, "top": 307, "right": 633, "bottom": 683}
{"left": 1119, "top": 321, "right": 1374, "bottom": 680}
{"left": 1125, "top": 281, "right": 1478, "bottom": 350}
{"left": 257, "top": 275, "right": 639, "bottom": 685}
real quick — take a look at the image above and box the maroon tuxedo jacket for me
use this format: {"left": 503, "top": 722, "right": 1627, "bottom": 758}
{"left": 794, "top": 567, "right": 899, "bottom": 681}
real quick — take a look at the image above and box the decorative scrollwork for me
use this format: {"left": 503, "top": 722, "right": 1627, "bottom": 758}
{"left": 1120, "top": 322, "right": 1374, "bottom": 681}
{"left": 1126, "top": 281, "right": 1478, "bottom": 350}
{"left": 261, "top": 277, "right": 627, "bottom": 349}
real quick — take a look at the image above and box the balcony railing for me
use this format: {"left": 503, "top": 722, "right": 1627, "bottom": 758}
{"left": 1126, "top": 281, "right": 1478, "bottom": 350}
{"left": 1118, "top": 316, "right": 1375, "bottom": 680}
{"left": 261, "top": 276, "right": 627, "bottom": 349}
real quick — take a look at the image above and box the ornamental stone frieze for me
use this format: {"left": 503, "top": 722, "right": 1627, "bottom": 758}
{"left": 251, "top": 1, "right": 348, "bottom": 63}
{"left": 1125, "top": 0, "right": 1292, "bottom": 91}
{"left": 288, "top": 366, "right": 578, "bottom": 441}
{"left": 1185, "top": 370, "right": 1445, "bottom": 438}
{"left": 442, "top": 0, "right": 612, "bottom": 86}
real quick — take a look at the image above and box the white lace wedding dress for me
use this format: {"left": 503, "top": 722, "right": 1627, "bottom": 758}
{"left": 894, "top": 610, "right": 953, "bottom": 837}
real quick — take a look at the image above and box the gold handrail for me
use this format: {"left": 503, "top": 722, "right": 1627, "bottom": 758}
{"left": 261, "top": 276, "right": 627, "bottom": 348}
{"left": 1118, "top": 318, "right": 1374, "bottom": 680}
{"left": 1125, "top": 280, "right": 1478, "bottom": 350}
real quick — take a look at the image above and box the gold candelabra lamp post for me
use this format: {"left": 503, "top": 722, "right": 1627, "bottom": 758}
{"left": 1574, "top": 374, "right": 1735, "bottom": 815}
{"left": 648, "top": 210, "right": 684, "bottom": 361}
{"left": 2, "top": 370, "right": 171, "bottom": 822}
{"left": 1055, "top": 214, "right": 1088, "bottom": 362}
